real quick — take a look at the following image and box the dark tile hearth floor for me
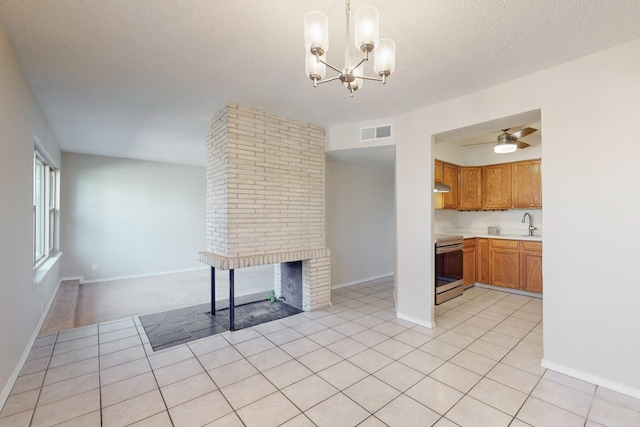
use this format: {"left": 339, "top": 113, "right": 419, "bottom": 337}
{"left": 140, "top": 292, "right": 303, "bottom": 351}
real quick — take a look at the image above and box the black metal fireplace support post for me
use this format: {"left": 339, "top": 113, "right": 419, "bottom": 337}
{"left": 229, "top": 269, "right": 235, "bottom": 331}
{"left": 210, "top": 266, "right": 216, "bottom": 315}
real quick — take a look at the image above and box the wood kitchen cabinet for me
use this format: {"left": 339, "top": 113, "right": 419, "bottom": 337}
{"left": 489, "top": 239, "right": 520, "bottom": 289}
{"left": 474, "top": 238, "right": 542, "bottom": 293}
{"left": 434, "top": 160, "right": 444, "bottom": 184}
{"left": 483, "top": 163, "right": 512, "bottom": 209}
{"left": 476, "top": 238, "right": 490, "bottom": 284}
{"left": 463, "top": 238, "right": 476, "bottom": 287}
{"left": 513, "top": 160, "right": 542, "bottom": 208}
{"left": 521, "top": 241, "right": 543, "bottom": 293}
{"left": 458, "top": 167, "right": 482, "bottom": 210}
{"left": 437, "top": 158, "right": 541, "bottom": 211}
{"left": 442, "top": 162, "right": 459, "bottom": 209}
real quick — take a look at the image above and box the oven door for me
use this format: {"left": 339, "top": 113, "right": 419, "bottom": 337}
{"left": 435, "top": 244, "right": 463, "bottom": 304}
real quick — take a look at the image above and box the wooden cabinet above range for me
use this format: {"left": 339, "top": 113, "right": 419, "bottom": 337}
{"left": 442, "top": 162, "right": 459, "bottom": 209}
{"left": 434, "top": 159, "right": 542, "bottom": 210}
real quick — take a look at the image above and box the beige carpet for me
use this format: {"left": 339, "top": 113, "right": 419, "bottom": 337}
{"left": 39, "top": 280, "right": 80, "bottom": 335}
{"left": 40, "top": 265, "right": 274, "bottom": 334}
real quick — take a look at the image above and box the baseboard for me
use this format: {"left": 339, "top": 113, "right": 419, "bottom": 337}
{"left": 60, "top": 275, "right": 84, "bottom": 282}
{"left": 331, "top": 272, "right": 394, "bottom": 289}
{"left": 0, "top": 276, "right": 64, "bottom": 410}
{"left": 64, "top": 266, "right": 209, "bottom": 285}
{"left": 396, "top": 312, "right": 435, "bottom": 329}
{"left": 541, "top": 358, "right": 640, "bottom": 400}
{"left": 473, "top": 282, "right": 543, "bottom": 299}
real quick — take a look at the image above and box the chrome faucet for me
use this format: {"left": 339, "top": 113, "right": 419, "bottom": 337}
{"left": 521, "top": 212, "right": 537, "bottom": 236}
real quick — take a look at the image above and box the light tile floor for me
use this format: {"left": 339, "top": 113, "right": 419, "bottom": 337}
{"left": 2, "top": 277, "right": 640, "bottom": 426}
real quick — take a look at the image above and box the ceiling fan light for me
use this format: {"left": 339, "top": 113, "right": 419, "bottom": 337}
{"left": 494, "top": 141, "right": 517, "bottom": 153}
{"left": 355, "top": 6, "right": 379, "bottom": 53}
{"left": 304, "top": 11, "right": 328, "bottom": 56}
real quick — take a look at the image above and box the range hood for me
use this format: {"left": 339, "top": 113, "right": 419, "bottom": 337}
{"left": 434, "top": 183, "right": 451, "bottom": 193}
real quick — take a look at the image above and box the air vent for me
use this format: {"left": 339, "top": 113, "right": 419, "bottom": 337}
{"left": 360, "top": 124, "right": 393, "bottom": 142}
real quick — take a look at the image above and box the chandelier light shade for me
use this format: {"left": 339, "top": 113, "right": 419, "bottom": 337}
{"left": 304, "top": 0, "right": 396, "bottom": 95}
{"left": 374, "top": 38, "right": 396, "bottom": 78}
{"left": 304, "top": 11, "right": 329, "bottom": 56}
{"left": 305, "top": 51, "right": 327, "bottom": 81}
{"left": 354, "top": 6, "right": 379, "bottom": 52}
{"left": 347, "top": 56, "right": 363, "bottom": 91}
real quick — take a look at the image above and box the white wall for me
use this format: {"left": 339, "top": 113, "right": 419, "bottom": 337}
{"left": 328, "top": 38, "right": 640, "bottom": 397}
{"left": 60, "top": 153, "right": 206, "bottom": 281}
{"left": 326, "top": 154, "right": 395, "bottom": 287}
{"left": 0, "top": 26, "right": 62, "bottom": 403}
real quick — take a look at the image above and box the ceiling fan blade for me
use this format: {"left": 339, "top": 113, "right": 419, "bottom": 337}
{"left": 510, "top": 127, "right": 537, "bottom": 139}
{"left": 460, "top": 141, "right": 495, "bottom": 147}
{"left": 515, "top": 140, "right": 530, "bottom": 149}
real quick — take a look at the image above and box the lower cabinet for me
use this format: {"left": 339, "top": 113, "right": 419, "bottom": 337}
{"left": 476, "top": 238, "right": 490, "bottom": 284}
{"left": 490, "top": 240, "right": 520, "bottom": 289}
{"left": 472, "top": 238, "right": 542, "bottom": 293}
{"left": 520, "top": 242, "right": 543, "bottom": 293}
{"left": 462, "top": 238, "right": 476, "bottom": 288}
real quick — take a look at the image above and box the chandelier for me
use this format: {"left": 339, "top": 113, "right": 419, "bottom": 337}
{"left": 304, "top": 0, "right": 396, "bottom": 96}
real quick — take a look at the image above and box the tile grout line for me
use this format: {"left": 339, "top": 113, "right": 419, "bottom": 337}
{"left": 27, "top": 331, "right": 59, "bottom": 427}
{"left": 133, "top": 316, "right": 176, "bottom": 426}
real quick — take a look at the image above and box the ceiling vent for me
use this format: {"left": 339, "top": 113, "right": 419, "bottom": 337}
{"left": 360, "top": 124, "right": 393, "bottom": 142}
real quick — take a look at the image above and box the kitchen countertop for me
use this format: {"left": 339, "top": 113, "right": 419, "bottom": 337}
{"left": 435, "top": 229, "right": 542, "bottom": 241}
{"left": 464, "top": 233, "right": 542, "bottom": 241}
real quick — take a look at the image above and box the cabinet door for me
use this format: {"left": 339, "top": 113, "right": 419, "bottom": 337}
{"left": 458, "top": 167, "right": 482, "bottom": 210}
{"left": 513, "top": 160, "right": 542, "bottom": 208}
{"left": 463, "top": 238, "right": 476, "bottom": 287}
{"left": 483, "top": 163, "right": 512, "bottom": 209}
{"left": 490, "top": 240, "right": 520, "bottom": 288}
{"left": 521, "top": 242, "right": 543, "bottom": 293}
{"left": 442, "top": 163, "right": 459, "bottom": 209}
{"left": 434, "top": 160, "right": 444, "bottom": 184}
{"left": 476, "top": 238, "right": 490, "bottom": 284}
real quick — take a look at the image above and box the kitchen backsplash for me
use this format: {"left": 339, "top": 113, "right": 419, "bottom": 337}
{"left": 434, "top": 209, "right": 542, "bottom": 236}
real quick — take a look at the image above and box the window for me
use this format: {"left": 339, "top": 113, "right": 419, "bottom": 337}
{"left": 33, "top": 149, "right": 58, "bottom": 267}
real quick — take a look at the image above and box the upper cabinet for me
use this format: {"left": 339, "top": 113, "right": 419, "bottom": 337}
{"left": 513, "top": 160, "right": 542, "bottom": 208}
{"left": 482, "top": 163, "right": 512, "bottom": 209}
{"left": 442, "top": 163, "right": 459, "bottom": 209}
{"left": 434, "top": 158, "right": 541, "bottom": 210}
{"left": 434, "top": 160, "right": 444, "bottom": 184}
{"left": 458, "top": 167, "right": 482, "bottom": 210}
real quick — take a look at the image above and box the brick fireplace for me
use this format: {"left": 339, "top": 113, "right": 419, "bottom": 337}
{"left": 198, "top": 104, "right": 331, "bottom": 312}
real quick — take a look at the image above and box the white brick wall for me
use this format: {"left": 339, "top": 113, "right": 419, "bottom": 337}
{"left": 203, "top": 103, "right": 330, "bottom": 310}
{"left": 206, "top": 104, "right": 326, "bottom": 257}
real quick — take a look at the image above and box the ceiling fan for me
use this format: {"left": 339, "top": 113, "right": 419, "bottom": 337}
{"left": 462, "top": 127, "right": 538, "bottom": 153}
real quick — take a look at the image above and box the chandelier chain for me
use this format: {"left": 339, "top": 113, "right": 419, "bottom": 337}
{"left": 345, "top": 0, "right": 350, "bottom": 67}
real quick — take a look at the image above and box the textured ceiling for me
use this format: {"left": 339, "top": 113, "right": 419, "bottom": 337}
{"left": 1, "top": 1, "right": 640, "bottom": 166}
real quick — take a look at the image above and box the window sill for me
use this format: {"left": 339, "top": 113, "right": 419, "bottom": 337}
{"left": 33, "top": 252, "right": 63, "bottom": 287}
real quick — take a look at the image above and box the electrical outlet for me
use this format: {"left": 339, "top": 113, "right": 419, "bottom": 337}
{"left": 91, "top": 264, "right": 98, "bottom": 271}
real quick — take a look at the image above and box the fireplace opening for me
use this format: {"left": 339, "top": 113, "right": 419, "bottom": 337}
{"left": 279, "top": 261, "right": 303, "bottom": 310}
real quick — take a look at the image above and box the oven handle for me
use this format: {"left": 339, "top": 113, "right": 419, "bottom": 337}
{"left": 436, "top": 244, "right": 463, "bottom": 254}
